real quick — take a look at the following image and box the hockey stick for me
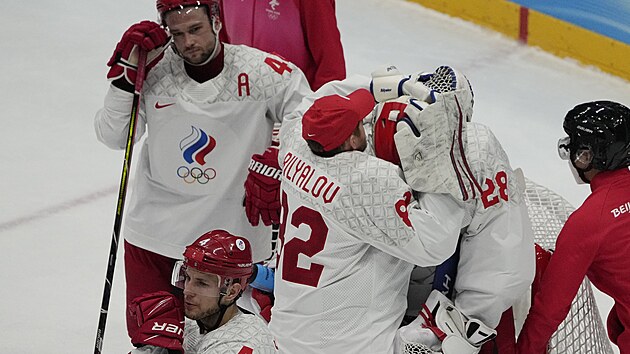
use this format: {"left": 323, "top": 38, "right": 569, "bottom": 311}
{"left": 94, "top": 50, "right": 148, "bottom": 354}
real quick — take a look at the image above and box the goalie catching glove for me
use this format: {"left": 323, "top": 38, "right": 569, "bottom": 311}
{"left": 244, "top": 146, "right": 282, "bottom": 226}
{"left": 395, "top": 290, "right": 496, "bottom": 354}
{"left": 129, "top": 291, "right": 184, "bottom": 354}
{"left": 107, "top": 20, "right": 170, "bottom": 91}
{"left": 372, "top": 66, "right": 481, "bottom": 201}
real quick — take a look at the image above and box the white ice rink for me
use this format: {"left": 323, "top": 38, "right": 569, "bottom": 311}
{"left": 1, "top": 0, "right": 629, "bottom": 352}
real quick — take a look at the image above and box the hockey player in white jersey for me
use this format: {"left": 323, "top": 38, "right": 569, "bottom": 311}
{"left": 94, "top": 0, "right": 311, "bottom": 342}
{"left": 371, "top": 66, "right": 535, "bottom": 353}
{"left": 269, "top": 82, "right": 470, "bottom": 353}
{"left": 129, "top": 229, "right": 277, "bottom": 353}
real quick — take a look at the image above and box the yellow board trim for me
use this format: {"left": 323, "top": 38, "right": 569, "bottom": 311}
{"left": 406, "top": 0, "right": 630, "bottom": 82}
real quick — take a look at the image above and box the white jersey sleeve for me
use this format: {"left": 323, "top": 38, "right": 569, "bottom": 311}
{"left": 183, "top": 312, "right": 276, "bottom": 354}
{"left": 94, "top": 84, "right": 147, "bottom": 150}
{"left": 453, "top": 122, "right": 535, "bottom": 327}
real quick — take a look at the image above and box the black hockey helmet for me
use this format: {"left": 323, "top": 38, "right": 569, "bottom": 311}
{"left": 560, "top": 100, "right": 630, "bottom": 171}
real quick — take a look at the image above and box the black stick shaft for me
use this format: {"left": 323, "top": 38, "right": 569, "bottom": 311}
{"left": 94, "top": 50, "right": 148, "bottom": 354}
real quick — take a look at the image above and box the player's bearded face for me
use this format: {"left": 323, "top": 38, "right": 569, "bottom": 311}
{"left": 182, "top": 268, "right": 222, "bottom": 319}
{"left": 165, "top": 7, "right": 217, "bottom": 64}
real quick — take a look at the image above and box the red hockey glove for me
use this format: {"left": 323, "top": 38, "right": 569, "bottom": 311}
{"left": 107, "top": 21, "right": 170, "bottom": 90}
{"left": 251, "top": 288, "right": 274, "bottom": 323}
{"left": 129, "top": 291, "right": 184, "bottom": 353}
{"left": 244, "top": 147, "right": 282, "bottom": 226}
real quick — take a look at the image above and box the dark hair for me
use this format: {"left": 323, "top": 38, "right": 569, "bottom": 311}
{"left": 306, "top": 123, "right": 362, "bottom": 158}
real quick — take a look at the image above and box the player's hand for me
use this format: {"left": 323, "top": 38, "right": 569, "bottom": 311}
{"left": 244, "top": 147, "right": 282, "bottom": 226}
{"left": 107, "top": 21, "right": 170, "bottom": 91}
{"left": 129, "top": 291, "right": 184, "bottom": 354}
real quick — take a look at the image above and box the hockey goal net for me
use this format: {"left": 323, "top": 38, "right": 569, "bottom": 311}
{"left": 398, "top": 177, "right": 614, "bottom": 354}
{"left": 524, "top": 177, "right": 613, "bottom": 354}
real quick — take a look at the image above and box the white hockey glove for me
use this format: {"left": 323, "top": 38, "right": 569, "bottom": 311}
{"left": 396, "top": 290, "right": 496, "bottom": 354}
{"left": 370, "top": 65, "right": 437, "bottom": 103}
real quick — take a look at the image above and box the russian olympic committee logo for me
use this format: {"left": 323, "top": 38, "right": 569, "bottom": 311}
{"left": 178, "top": 126, "right": 217, "bottom": 184}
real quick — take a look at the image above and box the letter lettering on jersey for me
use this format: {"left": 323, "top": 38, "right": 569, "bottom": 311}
{"left": 322, "top": 183, "right": 340, "bottom": 204}
{"left": 283, "top": 152, "right": 297, "bottom": 175}
{"left": 290, "top": 160, "right": 306, "bottom": 183}
{"left": 311, "top": 176, "right": 327, "bottom": 197}
{"left": 612, "top": 201, "right": 630, "bottom": 218}
{"left": 238, "top": 73, "right": 251, "bottom": 96}
{"left": 296, "top": 165, "right": 312, "bottom": 190}
{"left": 282, "top": 151, "right": 341, "bottom": 205}
{"left": 300, "top": 167, "right": 315, "bottom": 193}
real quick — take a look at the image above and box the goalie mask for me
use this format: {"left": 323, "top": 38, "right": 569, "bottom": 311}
{"left": 558, "top": 100, "right": 630, "bottom": 182}
{"left": 172, "top": 229, "right": 253, "bottom": 297}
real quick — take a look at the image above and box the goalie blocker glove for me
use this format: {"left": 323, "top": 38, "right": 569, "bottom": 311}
{"left": 244, "top": 146, "right": 282, "bottom": 226}
{"left": 107, "top": 20, "right": 170, "bottom": 92}
{"left": 129, "top": 291, "right": 184, "bottom": 354}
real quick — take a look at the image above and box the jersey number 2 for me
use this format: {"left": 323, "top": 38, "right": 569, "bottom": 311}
{"left": 278, "top": 191, "right": 327, "bottom": 287}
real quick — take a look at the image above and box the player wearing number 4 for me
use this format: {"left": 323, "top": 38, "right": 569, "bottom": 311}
{"left": 128, "top": 230, "right": 277, "bottom": 353}
{"left": 94, "top": 0, "right": 311, "bottom": 343}
{"left": 517, "top": 101, "right": 630, "bottom": 353}
{"left": 268, "top": 74, "right": 473, "bottom": 353}
{"left": 371, "top": 66, "right": 535, "bottom": 354}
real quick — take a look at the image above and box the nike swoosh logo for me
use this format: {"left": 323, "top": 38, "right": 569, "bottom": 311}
{"left": 307, "top": 133, "right": 316, "bottom": 137}
{"left": 155, "top": 101, "right": 175, "bottom": 109}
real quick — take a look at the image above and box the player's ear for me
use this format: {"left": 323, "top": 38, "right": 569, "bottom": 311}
{"left": 223, "top": 282, "right": 243, "bottom": 302}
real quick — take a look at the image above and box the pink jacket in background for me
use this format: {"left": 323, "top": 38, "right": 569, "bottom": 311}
{"left": 221, "top": 0, "right": 346, "bottom": 90}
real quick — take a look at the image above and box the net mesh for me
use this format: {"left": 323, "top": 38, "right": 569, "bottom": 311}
{"left": 400, "top": 178, "right": 613, "bottom": 354}
{"left": 523, "top": 178, "right": 613, "bottom": 354}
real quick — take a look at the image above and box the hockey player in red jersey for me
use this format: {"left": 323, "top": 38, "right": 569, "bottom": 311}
{"left": 94, "top": 0, "right": 311, "bottom": 342}
{"left": 129, "top": 230, "right": 276, "bottom": 353}
{"left": 371, "top": 66, "right": 535, "bottom": 354}
{"left": 516, "top": 101, "right": 630, "bottom": 354}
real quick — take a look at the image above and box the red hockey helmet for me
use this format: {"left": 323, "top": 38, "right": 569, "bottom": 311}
{"left": 182, "top": 229, "right": 253, "bottom": 281}
{"left": 156, "top": 0, "right": 219, "bottom": 25}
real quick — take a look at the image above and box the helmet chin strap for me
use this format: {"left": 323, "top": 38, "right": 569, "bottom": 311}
{"left": 198, "top": 282, "right": 243, "bottom": 333}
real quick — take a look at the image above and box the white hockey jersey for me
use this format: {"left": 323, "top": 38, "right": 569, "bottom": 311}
{"left": 450, "top": 122, "right": 535, "bottom": 328}
{"left": 269, "top": 79, "right": 467, "bottom": 354}
{"left": 95, "top": 45, "right": 311, "bottom": 262}
{"left": 184, "top": 312, "right": 277, "bottom": 354}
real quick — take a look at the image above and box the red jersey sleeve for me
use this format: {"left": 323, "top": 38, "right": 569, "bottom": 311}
{"left": 300, "top": 0, "right": 346, "bottom": 90}
{"left": 516, "top": 193, "right": 606, "bottom": 353}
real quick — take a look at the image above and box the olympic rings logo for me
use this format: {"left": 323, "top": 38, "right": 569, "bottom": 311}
{"left": 177, "top": 166, "right": 216, "bottom": 184}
